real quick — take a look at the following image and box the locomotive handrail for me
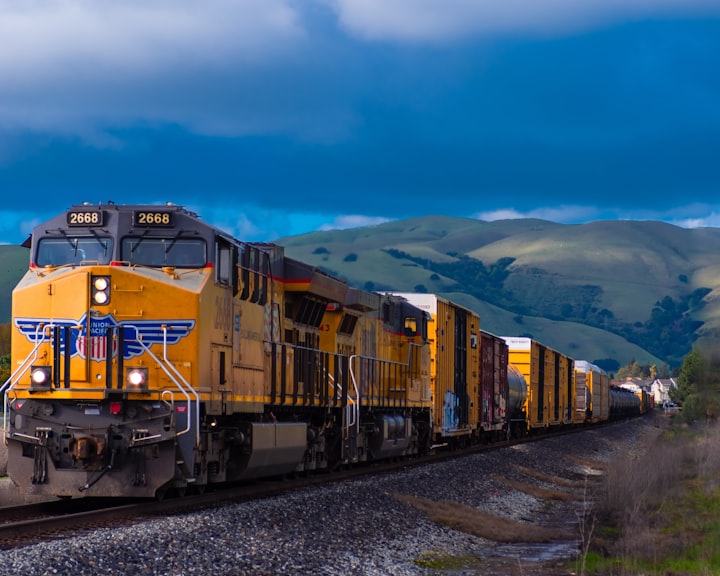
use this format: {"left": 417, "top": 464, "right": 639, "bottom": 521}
{"left": 2, "top": 324, "right": 50, "bottom": 433}
{"left": 347, "top": 343, "right": 424, "bottom": 439}
{"left": 160, "top": 324, "right": 201, "bottom": 447}
{"left": 123, "top": 325, "right": 199, "bottom": 446}
{"left": 323, "top": 368, "right": 358, "bottom": 441}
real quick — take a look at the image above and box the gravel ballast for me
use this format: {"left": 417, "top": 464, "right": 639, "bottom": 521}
{"left": 0, "top": 416, "right": 661, "bottom": 576}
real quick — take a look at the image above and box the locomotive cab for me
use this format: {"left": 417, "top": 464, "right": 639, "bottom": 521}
{"left": 4, "top": 203, "right": 223, "bottom": 497}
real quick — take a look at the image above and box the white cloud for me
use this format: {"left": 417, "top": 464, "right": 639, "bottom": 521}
{"left": 328, "top": 0, "right": 720, "bottom": 42}
{"left": 474, "top": 205, "right": 601, "bottom": 223}
{"left": 474, "top": 203, "right": 720, "bottom": 230}
{"left": 0, "top": 0, "right": 303, "bottom": 77}
{"left": 0, "top": 0, "right": 308, "bottom": 140}
{"left": 669, "top": 212, "right": 720, "bottom": 229}
{"left": 318, "top": 214, "right": 392, "bottom": 231}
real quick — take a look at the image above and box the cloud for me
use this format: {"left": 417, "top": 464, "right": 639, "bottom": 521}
{"left": 474, "top": 205, "right": 602, "bottom": 224}
{"left": 318, "top": 214, "right": 393, "bottom": 231}
{"left": 328, "top": 0, "right": 720, "bottom": 42}
{"left": 188, "top": 202, "right": 395, "bottom": 242}
{"left": 0, "top": 0, "right": 309, "bottom": 141}
{"left": 673, "top": 214, "right": 720, "bottom": 228}
{"left": 475, "top": 204, "right": 720, "bottom": 230}
{"left": 0, "top": 0, "right": 303, "bottom": 75}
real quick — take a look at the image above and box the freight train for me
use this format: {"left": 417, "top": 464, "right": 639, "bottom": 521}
{"left": 2, "top": 202, "right": 647, "bottom": 500}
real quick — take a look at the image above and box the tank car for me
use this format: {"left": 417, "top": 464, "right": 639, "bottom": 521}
{"left": 506, "top": 363, "right": 528, "bottom": 438}
{"left": 2, "top": 202, "right": 432, "bottom": 499}
{"left": 609, "top": 385, "right": 641, "bottom": 418}
{"left": 502, "top": 337, "right": 575, "bottom": 432}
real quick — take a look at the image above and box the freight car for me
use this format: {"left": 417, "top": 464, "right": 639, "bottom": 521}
{"left": 501, "top": 337, "right": 575, "bottom": 433}
{"left": 2, "top": 202, "right": 432, "bottom": 499}
{"left": 636, "top": 389, "right": 653, "bottom": 414}
{"left": 388, "top": 293, "right": 480, "bottom": 448}
{"left": 609, "top": 385, "right": 642, "bottom": 418}
{"left": 574, "top": 360, "right": 610, "bottom": 424}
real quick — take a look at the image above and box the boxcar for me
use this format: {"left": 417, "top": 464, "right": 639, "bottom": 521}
{"left": 574, "top": 360, "right": 610, "bottom": 424}
{"left": 391, "top": 293, "right": 480, "bottom": 446}
{"left": 502, "top": 337, "right": 574, "bottom": 431}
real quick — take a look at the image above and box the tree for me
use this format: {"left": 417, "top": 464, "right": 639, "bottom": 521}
{"left": 616, "top": 359, "right": 643, "bottom": 379}
{"left": 669, "top": 349, "right": 720, "bottom": 423}
{"left": 0, "top": 354, "right": 10, "bottom": 385}
{"left": 670, "top": 349, "right": 704, "bottom": 405}
{"left": 0, "top": 323, "right": 9, "bottom": 356}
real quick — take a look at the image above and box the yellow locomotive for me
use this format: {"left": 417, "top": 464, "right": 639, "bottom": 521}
{"left": 3, "top": 203, "right": 431, "bottom": 499}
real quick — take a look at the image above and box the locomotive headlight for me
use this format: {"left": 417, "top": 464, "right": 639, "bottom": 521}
{"left": 126, "top": 367, "right": 148, "bottom": 392}
{"left": 91, "top": 276, "right": 111, "bottom": 305}
{"left": 30, "top": 366, "right": 52, "bottom": 389}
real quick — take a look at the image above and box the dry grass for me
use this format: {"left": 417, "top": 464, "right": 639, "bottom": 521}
{"left": 393, "top": 493, "right": 567, "bottom": 542}
{"left": 586, "top": 417, "right": 720, "bottom": 574}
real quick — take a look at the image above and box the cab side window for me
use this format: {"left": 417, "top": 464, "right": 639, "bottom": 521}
{"left": 215, "top": 237, "right": 239, "bottom": 292}
{"left": 216, "top": 240, "right": 231, "bottom": 287}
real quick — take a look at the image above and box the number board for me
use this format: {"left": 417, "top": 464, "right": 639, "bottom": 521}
{"left": 67, "top": 210, "right": 105, "bottom": 227}
{"left": 133, "top": 211, "right": 175, "bottom": 227}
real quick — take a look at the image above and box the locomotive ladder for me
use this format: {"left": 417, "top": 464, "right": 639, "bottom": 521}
{"left": 323, "top": 364, "right": 359, "bottom": 442}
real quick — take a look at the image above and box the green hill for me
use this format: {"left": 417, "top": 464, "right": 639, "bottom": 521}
{"left": 280, "top": 216, "right": 720, "bottom": 369}
{"left": 0, "top": 245, "right": 29, "bottom": 323}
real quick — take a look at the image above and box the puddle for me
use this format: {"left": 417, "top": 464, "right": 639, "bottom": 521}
{"left": 482, "top": 540, "right": 580, "bottom": 562}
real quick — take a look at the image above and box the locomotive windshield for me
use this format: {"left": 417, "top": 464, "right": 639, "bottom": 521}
{"left": 121, "top": 236, "right": 206, "bottom": 267}
{"left": 36, "top": 237, "right": 112, "bottom": 266}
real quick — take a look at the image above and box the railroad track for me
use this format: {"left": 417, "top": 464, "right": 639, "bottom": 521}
{"left": 0, "top": 421, "right": 619, "bottom": 550}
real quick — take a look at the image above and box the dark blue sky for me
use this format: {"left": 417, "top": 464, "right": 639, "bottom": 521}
{"left": 1, "top": 1, "right": 719, "bottom": 243}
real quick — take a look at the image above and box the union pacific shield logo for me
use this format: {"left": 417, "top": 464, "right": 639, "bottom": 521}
{"left": 15, "top": 314, "right": 196, "bottom": 361}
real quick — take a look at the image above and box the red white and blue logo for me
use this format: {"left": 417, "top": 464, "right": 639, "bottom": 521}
{"left": 14, "top": 314, "right": 196, "bottom": 361}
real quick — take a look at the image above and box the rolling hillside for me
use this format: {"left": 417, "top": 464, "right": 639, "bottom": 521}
{"left": 0, "top": 245, "right": 29, "bottom": 323}
{"left": 280, "top": 216, "right": 720, "bottom": 369}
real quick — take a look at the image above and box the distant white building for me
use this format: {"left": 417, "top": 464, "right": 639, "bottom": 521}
{"left": 651, "top": 378, "right": 676, "bottom": 406}
{"left": 616, "top": 377, "right": 651, "bottom": 394}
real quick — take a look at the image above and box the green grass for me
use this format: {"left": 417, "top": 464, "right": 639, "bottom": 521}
{"left": 414, "top": 552, "right": 481, "bottom": 570}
